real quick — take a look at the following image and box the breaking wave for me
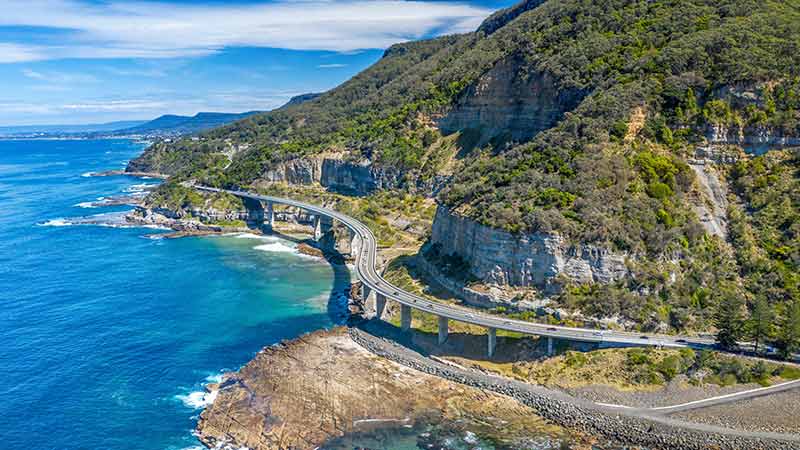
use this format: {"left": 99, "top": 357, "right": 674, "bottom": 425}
{"left": 176, "top": 390, "right": 218, "bottom": 410}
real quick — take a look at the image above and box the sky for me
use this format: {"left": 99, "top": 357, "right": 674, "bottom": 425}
{"left": 0, "top": 0, "right": 515, "bottom": 126}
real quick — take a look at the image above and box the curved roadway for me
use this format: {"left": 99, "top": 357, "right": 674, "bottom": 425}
{"left": 195, "top": 185, "right": 719, "bottom": 350}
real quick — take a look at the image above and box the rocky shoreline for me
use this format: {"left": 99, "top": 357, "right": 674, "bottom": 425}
{"left": 89, "top": 169, "right": 167, "bottom": 179}
{"left": 196, "top": 327, "right": 597, "bottom": 450}
{"left": 347, "top": 325, "right": 800, "bottom": 450}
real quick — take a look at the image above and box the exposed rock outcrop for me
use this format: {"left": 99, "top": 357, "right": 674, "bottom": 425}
{"left": 438, "top": 54, "right": 583, "bottom": 146}
{"left": 319, "top": 158, "right": 403, "bottom": 194}
{"left": 704, "top": 124, "right": 800, "bottom": 154}
{"left": 429, "top": 206, "right": 629, "bottom": 292}
{"left": 196, "top": 328, "right": 582, "bottom": 450}
{"left": 253, "top": 154, "right": 449, "bottom": 197}
{"left": 254, "top": 155, "right": 409, "bottom": 196}
{"left": 689, "top": 163, "right": 729, "bottom": 239}
{"left": 259, "top": 157, "right": 323, "bottom": 185}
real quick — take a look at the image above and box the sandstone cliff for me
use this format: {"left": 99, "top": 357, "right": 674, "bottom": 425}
{"left": 704, "top": 124, "right": 800, "bottom": 154}
{"left": 252, "top": 155, "right": 431, "bottom": 196}
{"left": 438, "top": 54, "right": 583, "bottom": 146}
{"left": 429, "top": 206, "right": 629, "bottom": 293}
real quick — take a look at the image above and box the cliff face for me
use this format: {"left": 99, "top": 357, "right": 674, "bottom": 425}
{"left": 704, "top": 125, "right": 800, "bottom": 154}
{"left": 252, "top": 155, "right": 401, "bottom": 195}
{"left": 258, "top": 157, "right": 323, "bottom": 185}
{"left": 438, "top": 55, "right": 582, "bottom": 145}
{"left": 429, "top": 206, "right": 629, "bottom": 292}
{"left": 254, "top": 155, "right": 449, "bottom": 196}
{"left": 320, "top": 158, "right": 403, "bottom": 194}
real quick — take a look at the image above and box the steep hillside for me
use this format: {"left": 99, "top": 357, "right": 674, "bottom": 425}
{"left": 129, "top": 0, "right": 799, "bottom": 343}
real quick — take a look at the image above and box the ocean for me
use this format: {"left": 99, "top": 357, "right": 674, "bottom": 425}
{"left": 0, "top": 139, "right": 343, "bottom": 450}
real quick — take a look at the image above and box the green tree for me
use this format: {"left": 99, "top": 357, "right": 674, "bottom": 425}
{"left": 748, "top": 297, "right": 773, "bottom": 354}
{"left": 778, "top": 301, "right": 800, "bottom": 360}
{"left": 716, "top": 294, "right": 745, "bottom": 350}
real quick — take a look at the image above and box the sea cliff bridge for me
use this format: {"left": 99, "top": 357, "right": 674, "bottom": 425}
{"left": 195, "top": 185, "right": 717, "bottom": 357}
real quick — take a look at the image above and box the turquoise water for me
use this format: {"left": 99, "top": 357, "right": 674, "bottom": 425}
{"left": 0, "top": 139, "right": 344, "bottom": 450}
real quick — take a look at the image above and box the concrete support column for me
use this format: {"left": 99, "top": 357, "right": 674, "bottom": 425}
{"left": 313, "top": 216, "right": 323, "bottom": 241}
{"left": 487, "top": 327, "right": 497, "bottom": 358}
{"left": 350, "top": 231, "right": 359, "bottom": 258}
{"left": 375, "top": 293, "right": 386, "bottom": 320}
{"left": 438, "top": 317, "right": 449, "bottom": 345}
{"left": 400, "top": 304, "right": 412, "bottom": 331}
{"left": 547, "top": 336, "right": 554, "bottom": 356}
{"left": 266, "top": 202, "right": 274, "bottom": 230}
{"left": 362, "top": 284, "right": 373, "bottom": 306}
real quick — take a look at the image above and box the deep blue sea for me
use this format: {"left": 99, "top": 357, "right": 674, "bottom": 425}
{"left": 0, "top": 139, "right": 344, "bottom": 450}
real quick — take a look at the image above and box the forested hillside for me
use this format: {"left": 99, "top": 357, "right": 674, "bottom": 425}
{"left": 129, "top": 0, "right": 799, "bottom": 355}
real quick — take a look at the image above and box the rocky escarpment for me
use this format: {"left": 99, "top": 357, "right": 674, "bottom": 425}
{"left": 704, "top": 124, "right": 800, "bottom": 154}
{"left": 438, "top": 53, "right": 583, "bottom": 146}
{"left": 703, "top": 83, "right": 800, "bottom": 154}
{"left": 250, "top": 154, "right": 447, "bottom": 196}
{"left": 429, "top": 206, "right": 629, "bottom": 293}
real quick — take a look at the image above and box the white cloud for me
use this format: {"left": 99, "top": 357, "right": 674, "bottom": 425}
{"left": 103, "top": 67, "right": 168, "bottom": 78}
{"left": 22, "top": 68, "right": 97, "bottom": 83}
{"left": 0, "top": 90, "right": 300, "bottom": 121}
{"left": 59, "top": 100, "right": 168, "bottom": 111}
{"left": 22, "top": 69, "right": 46, "bottom": 80}
{"left": 317, "top": 63, "right": 348, "bottom": 69}
{"left": 0, "top": 99, "right": 167, "bottom": 115}
{"left": 0, "top": 0, "right": 492, "bottom": 62}
{"left": 0, "top": 43, "right": 45, "bottom": 63}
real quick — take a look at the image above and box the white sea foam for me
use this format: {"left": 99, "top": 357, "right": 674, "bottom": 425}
{"left": 74, "top": 201, "right": 97, "bottom": 209}
{"left": 253, "top": 242, "right": 296, "bottom": 253}
{"left": 176, "top": 389, "right": 218, "bottom": 409}
{"left": 81, "top": 171, "right": 95, "bottom": 177}
{"left": 38, "top": 212, "right": 170, "bottom": 231}
{"left": 124, "top": 183, "right": 158, "bottom": 194}
{"left": 38, "top": 218, "right": 72, "bottom": 227}
{"left": 232, "top": 232, "right": 276, "bottom": 240}
{"left": 205, "top": 373, "right": 224, "bottom": 383}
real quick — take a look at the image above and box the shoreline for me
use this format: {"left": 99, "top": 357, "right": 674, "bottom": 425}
{"left": 87, "top": 169, "right": 168, "bottom": 179}
{"left": 197, "top": 327, "right": 598, "bottom": 450}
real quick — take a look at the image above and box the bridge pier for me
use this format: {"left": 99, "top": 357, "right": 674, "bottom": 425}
{"left": 266, "top": 201, "right": 274, "bottom": 231}
{"left": 400, "top": 304, "right": 412, "bottom": 331}
{"left": 362, "top": 284, "right": 374, "bottom": 306}
{"left": 313, "top": 216, "right": 323, "bottom": 241}
{"left": 375, "top": 293, "right": 386, "bottom": 319}
{"left": 487, "top": 327, "right": 496, "bottom": 358}
{"left": 547, "top": 336, "right": 554, "bottom": 356}
{"left": 350, "top": 231, "right": 359, "bottom": 258}
{"left": 438, "top": 317, "right": 448, "bottom": 345}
